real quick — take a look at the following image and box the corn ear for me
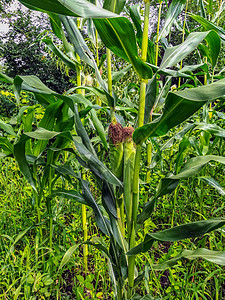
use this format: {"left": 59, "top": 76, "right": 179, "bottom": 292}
{"left": 123, "top": 126, "right": 135, "bottom": 231}
{"left": 108, "top": 118, "right": 123, "bottom": 180}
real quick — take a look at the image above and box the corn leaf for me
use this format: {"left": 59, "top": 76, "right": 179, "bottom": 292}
{"left": 102, "top": 182, "right": 117, "bottom": 219}
{"left": 190, "top": 14, "right": 225, "bottom": 43}
{"left": 144, "top": 74, "right": 157, "bottom": 124}
{"left": 153, "top": 248, "right": 225, "bottom": 270}
{"left": 129, "top": 4, "right": 155, "bottom": 64}
{"left": 0, "top": 137, "right": 14, "bottom": 155}
{"left": 81, "top": 179, "right": 111, "bottom": 236}
{"left": 133, "top": 78, "right": 225, "bottom": 144}
{"left": 42, "top": 37, "right": 80, "bottom": 71}
{"left": 94, "top": 17, "right": 153, "bottom": 79}
{"left": 159, "top": 31, "right": 220, "bottom": 70}
{"left": 0, "top": 119, "right": 16, "bottom": 136}
{"left": 19, "top": 0, "right": 118, "bottom": 18}
{"left": 199, "top": 177, "right": 225, "bottom": 196}
{"left": 103, "top": 0, "right": 126, "bottom": 14}
{"left": 137, "top": 155, "right": 225, "bottom": 224}
{"left": 158, "top": 0, "right": 186, "bottom": 40}
{"left": 73, "top": 137, "right": 122, "bottom": 187}
{"left": 59, "top": 244, "right": 80, "bottom": 270}
{"left": 14, "top": 135, "right": 37, "bottom": 192}
{"left": 128, "top": 219, "right": 225, "bottom": 255}
{"left": 195, "top": 123, "right": 225, "bottom": 138}
{"left": 48, "top": 190, "right": 88, "bottom": 205}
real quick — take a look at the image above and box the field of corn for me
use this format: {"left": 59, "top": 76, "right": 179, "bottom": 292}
{"left": 0, "top": 0, "right": 225, "bottom": 299}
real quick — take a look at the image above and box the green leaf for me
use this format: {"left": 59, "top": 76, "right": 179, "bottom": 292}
{"left": 195, "top": 123, "right": 225, "bottom": 138}
{"left": 137, "top": 197, "right": 157, "bottom": 225}
{"left": 14, "top": 135, "right": 37, "bottom": 192}
{"left": 159, "top": 0, "right": 186, "bottom": 40}
{"left": 129, "top": 4, "right": 155, "bottom": 64}
{"left": 0, "top": 119, "right": 16, "bottom": 136}
{"left": 25, "top": 128, "right": 61, "bottom": 140}
{"left": 14, "top": 75, "right": 54, "bottom": 94}
{"left": 19, "top": 0, "right": 118, "bottom": 18}
{"left": 112, "top": 64, "right": 132, "bottom": 84}
{"left": 68, "top": 86, "right": 108, "bottom": 104}
{"left": 128, "top": 219, "right": 225, "bottom": 255}
{"left": 133, "top": 78, "right": 225, "bottom": 144}
{"left": 43, "top": 277, "right": 54, "bottom": 286}
{"left": 102, "top": 182, "right": 117, "bottom": 219}
{"left": 103, "top": 0, "right": 126, "bottom": 14}
{"left": 48, "top": 189, "right": 88, "bottom": 205}
{"left": 0, "top": 72, "right": 13, "bottom": 84}
{"left": 48, "top": 13, "right": 63, "bottom": 39}
{"left": 33, "top": 100, "right": 63, "bottom": 155}
{"left": 73, "top": 137, "right": 122, "bottom": 187}
{"left": 8, "top": 226, "right": 32, "bottom": 255}
{"left": 60, "top": 16, "right": 94, "bottom": 68}
{"left": 90, "top": 109, "right": 108, "bottom": 150}
{"left": 153, "top": 248, "right": 225, "bottom": 270}
{"left": 59, "top": 244, "right": 80, "bottom": 270}
{"left": 199, "top": 0, "right": 206, "bottom": 18}
{"left": 0, "top": 137, "right": 14, "bottom": 155}
{"left": 60, "top": 16, "right": 114, "bottom": 103}
{"left": 74, "top": 105, "right": 96, "bottom": 155}
{"left": 144, "top": 74, "right": 157, "bottom": 124}
{"left": 199, "top": 177, "right": 225, "bottom": 196}
{"left": 81, "top": 179, "right": 110, "bottom": 236}
{"left": 159, "top": 31, "right": 220, "bottom": 70}
{"left": 150, "top": 219, "right": 225, "bottom": 241}
{"left": 190, "top": 14, "right": 225, "bottom": 43}
{"left": 154, "top": 155, "right": 225, "bottom": 202}
{"left": 156, "top": 178, "right": 180, "bottom": 198}
{"left": 84, "top": 240, "right": 110, "bottom": 257}
{"left": 171, "top": 155, "right": 225, "bottom": 179}
{"left": 42, "top": 37, "right": 80, "bottom": 71}
{"left": 94, "top": 17, "right": 152, "bottom": 79}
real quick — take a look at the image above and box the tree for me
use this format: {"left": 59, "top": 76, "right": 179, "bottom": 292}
{"left": 0, "top": 4, "right": 75, "bottom": 93}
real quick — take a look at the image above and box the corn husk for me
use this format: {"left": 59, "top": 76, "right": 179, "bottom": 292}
{"left": 108, "top": 118, "right": 123, "bottom": 180}
{"left": 123, "top": 126, "right": 135, "bottom": 229}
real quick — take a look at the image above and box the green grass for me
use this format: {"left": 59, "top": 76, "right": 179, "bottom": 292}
{"left": 0, "top": 149, "right": 225, "bottom": 299}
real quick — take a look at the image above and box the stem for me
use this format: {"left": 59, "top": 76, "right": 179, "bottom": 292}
{"left": 82, "top": 203, "right": 88, "bottom": 271}
{"left": 117, "top": 280, "right": 123, "bottom": 300}
{"left": 107, "top": 48, "right": 114, "bottom": 120}
{"left": 171, "top": 187, "right": 178, "bottom": 227}
{"left": 95, "top": 29, "right": 101, "bottom": 106}
{"left": 128, "top": 1, "right": 150, "bottom": 295}
{"left": 76, "top": 18, "right": 83, "bottom": 95}
{"left": 49, "top": 167, "right": 53, "bottom": 250}
{"left": 75, "top": 20, "right": 88, "bottom": 271}
{"left": 33, "top": 164, "right": 44, "bottom": 263}
{"left": 178, "top": 0, "right": 189, "bottom": 88}
{"left": 117, "top": 197, "right": 125, "bottom": 237}
{"left": 155, "top": 0, "right": 163, "bottom": 67}
{"left": 145, "top": 0, "right": 161, "bottom": 203}
{"left": 106, "top": 49, "right": 112, "bottom": 94}
{"left": 144, "top": 141, "right": 152, "bottom": 203}
{"left": 35, "top": 191, "right": 44, "bottom": 263}
{"left": 209, "top": 69, "right": 214, "bottom": 119}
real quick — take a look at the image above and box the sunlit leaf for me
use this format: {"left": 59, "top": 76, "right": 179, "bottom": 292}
{"left": 19, "top": 0, "right": 118, "bottom": 18}
{"left": 153, "top": 248, "right": 225, "bottom": 270}
{"left": 94, "top": 17, "right": 153, "bottom": 79}
{"left": 128, "top": 219, "right": 225, "bottom": 255}
{"left": 133, "top": 78, "right": 225, "bottom": 144}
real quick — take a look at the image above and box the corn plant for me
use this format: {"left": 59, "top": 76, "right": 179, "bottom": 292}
{"left": 1, "top": 0, "right": 225, "bottom": 299}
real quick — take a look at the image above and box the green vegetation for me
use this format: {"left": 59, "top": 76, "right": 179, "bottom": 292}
{"left": 0, "top": 0, "right": 225, "bottom": 299}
